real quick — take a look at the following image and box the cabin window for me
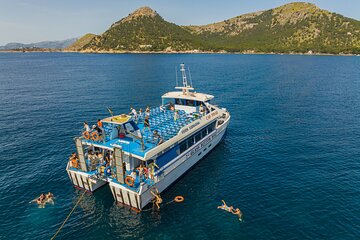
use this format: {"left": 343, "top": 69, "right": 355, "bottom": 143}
{"left": 180, "top": 141, "right": 187, "bottom": 153}
{"left": 186, "top": 100, "right": 195, "bottom": 106}
{"left": 187, "top": 137, "right": 194, "bottom": 148}
{"left": 202, "top": 128, "right": 208, "bottom": 137}
{"left": 208, "top": 122, "right": 216, "bottom": 133}
{"left": 175, "top": 98, "right": 182, "bottom": 105}
{"left": 195, "top": 132, "right": 202, "bottom": 142}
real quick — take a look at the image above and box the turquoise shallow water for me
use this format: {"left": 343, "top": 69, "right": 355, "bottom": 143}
{"left": 0, "top": 53, "right": 359, "bottom": 239}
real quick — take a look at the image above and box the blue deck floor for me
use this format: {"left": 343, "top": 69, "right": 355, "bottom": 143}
{"left": 82, "top": 106, "right": 199, "bottom": 157}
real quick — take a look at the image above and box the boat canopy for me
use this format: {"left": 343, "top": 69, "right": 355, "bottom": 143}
{"left": 162, "top": 91, "right": 213, "bottom": 103}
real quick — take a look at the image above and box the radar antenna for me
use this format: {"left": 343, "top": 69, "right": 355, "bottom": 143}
{"left": 175, "top": 63, "right": 194, "bottom": 95}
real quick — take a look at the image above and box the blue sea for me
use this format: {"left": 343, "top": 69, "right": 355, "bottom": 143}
{"left": 0, "top": 53, "right": 359, "bottom": 240}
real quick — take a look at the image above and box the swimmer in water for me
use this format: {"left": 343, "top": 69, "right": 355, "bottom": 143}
{"left": 30, "top": 193, "right": 54, "bottom": 207}
{"left": 232, "top": 208, "right": 243, "bottom": 221}
{"left": 32, "top": 193, "right": 46, "bottom": 208}
{"left": 45, "top": 192, "right": 54, "bottom": 204}
{"left": 217, "top": 200, "right": 234, "bottom": 212}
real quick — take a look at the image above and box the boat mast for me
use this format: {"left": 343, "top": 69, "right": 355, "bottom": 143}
{"left": 175, "top": 63, "right": 194, "bottom": 95}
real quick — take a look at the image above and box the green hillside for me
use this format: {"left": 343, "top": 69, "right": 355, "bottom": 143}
{"left": 83, "top": 7, "right": 204, "bottom": 51}
{"left": 65, "top": 33, "right": 96, "bottom": 51}
{"left": 187, "top": 2, "right": 360, "bottom": 53}
{"left": 82, "top": 3, "right": 360, "bottom": 54}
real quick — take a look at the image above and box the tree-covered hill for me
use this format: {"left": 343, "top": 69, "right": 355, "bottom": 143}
{"left": 81, "top": 3, "right": 360, "bottom": 54}
{"left": 83, "top": 7, "right": 204, "bottom": 52}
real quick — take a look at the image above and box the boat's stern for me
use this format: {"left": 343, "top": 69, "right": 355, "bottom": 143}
{"left": 66, "top": 162, "right": 107, "bottom": 192}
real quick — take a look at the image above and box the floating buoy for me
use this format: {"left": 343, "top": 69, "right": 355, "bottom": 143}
{"left": 174, "top": 196, "right": 184, "bottom": 203}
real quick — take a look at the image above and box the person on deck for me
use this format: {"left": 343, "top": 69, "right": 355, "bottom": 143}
{"left": 160, "top": 105, "right": 166, "bottom": 113}
{"left": 145, "top": 106, "right": 150, "bottom": 117}
{"left": 137, "top": 164, "right": 145, "bottom": 180}
{"left": 83, "top": 121, "right": 90, "bottom": 132}
{"left": 148, "top": 160, "right": 159, "bottom": 180}
{"left": 69, "top": 152, "right": 78, "bottom": 168}
{"left": 97, "top": 119, "right": 103, "bottom": 128}
{"left": 130, "top": 170, "right": 137, "bottom": 181}
{"left": 143, "top": 116, "right": 150, "bottom": 133}
{"left": 153, "top": 130, "right": 164, "bottom": 145}
{"left": 174, "top": 110, "right": 180, "bottom": 121}
{"left": 199, "top": 104, "right": 205, "bottom": 116}
{"left": 129, "top": 107, "right": 138, "bottom": 122}
{"left": 139, "top": 108, "right": 143, "bottom": 119}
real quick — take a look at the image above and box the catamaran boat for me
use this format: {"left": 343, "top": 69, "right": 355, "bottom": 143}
{"left": 66, "top": 64, "right": 231, "bottom": 210}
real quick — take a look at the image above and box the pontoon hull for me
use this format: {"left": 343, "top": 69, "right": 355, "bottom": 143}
{"left": 66, "top": 166, "right": 107, "bottom": 192}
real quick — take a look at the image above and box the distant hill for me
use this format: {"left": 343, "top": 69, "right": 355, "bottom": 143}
{"left": 0, "top": 38, "right": 77, "bottom": 50}
{"left": 80, "top": 2, "right": 360, "bottom": 54}
{"left": 83, "top": 7, "right": 204, "bottom": 52}
{"left": 4, "top": 2, "right": 358, "bottom": 54}
{"left": 65, "top": 34, "right": 96, "bottom": 51}
{"left": 186, "top": 2, "right": 360, "bottom": 53}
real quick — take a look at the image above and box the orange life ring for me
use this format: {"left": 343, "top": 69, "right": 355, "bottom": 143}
{"left": 83, "top": 131, "right": 90, "bottom": 140}
{"left": 91, "top": 131, "right": 101, "bottom": 141}
{"left": 71, "top": 158, "right": 79, "bottom": 168}
{"left": 125, "top": 176, "right": 134, "bottom": 187}
{"left": 174, "top": 196, "right": 184, "bottom": 203}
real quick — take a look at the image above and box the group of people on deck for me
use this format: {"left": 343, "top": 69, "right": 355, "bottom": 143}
{"left": 129, "top": 106, "right": 152, "bottom": 123}
{"left": 128, "top": 161, "right": 159, "bottom": 183}
{"left": 87, "top": 148, "right": 114, "bottom": 174}
{"left": 83, "top": 119, "right": 104, "bottom": 137}
{"left": 129, "top": 105, "right": 170, "bottom": 146}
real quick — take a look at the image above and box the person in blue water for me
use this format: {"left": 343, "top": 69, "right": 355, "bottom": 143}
{"left": 218, "top": 200, "right": 243, "bottom": 221}
{"left": 231, "top": 208, "right": 243, "bottom": 221}
{"left": 218, "top": 200, "right": 234, "bottom": 212}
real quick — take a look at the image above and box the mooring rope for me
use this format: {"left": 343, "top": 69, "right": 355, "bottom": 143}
{"left": 50, "top": 191, "right": 86, "bottom": 240}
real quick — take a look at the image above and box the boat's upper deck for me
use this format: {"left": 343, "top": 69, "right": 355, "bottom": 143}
{"left": 81, "top": 106, "right": 199, "bottom": 158}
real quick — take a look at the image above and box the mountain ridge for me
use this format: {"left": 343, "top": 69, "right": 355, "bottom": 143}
{"left": 0, "top": 38, "right": 77, "bottom": 50}
{"left": 11, "top": 2, "right": 359, "bottom": 54}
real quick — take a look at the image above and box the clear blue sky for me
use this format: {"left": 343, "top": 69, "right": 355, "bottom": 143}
{"left": 0, "top": 0, "right": 359, "bottom": 45}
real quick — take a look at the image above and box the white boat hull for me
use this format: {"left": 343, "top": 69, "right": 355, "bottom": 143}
{"left": 66, "top": 164, "right": 107, "bottom": 192}
{"left": 109, "top": 117, "right": 230, "bottom": 210}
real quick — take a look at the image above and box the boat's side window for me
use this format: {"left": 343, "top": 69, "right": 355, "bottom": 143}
{"left": 187, "top": 137, "right": 194, "bottom": 148}
{"left": 186, "top": 100, "right": 195, "bottom": 106}
{"left": 179, "top": 142, "right": 187, "bottom": 153}
{"left": 201, "top": 128, "right": 208, "bottom": 137}
{"left": 207, "top": 122, "right": 216, "bottom": 133}
{"left": 175, "top": 98, "right": 181, "bottom": 105}
{"left": 195, "top": 132, "right": 202, "bottom": 143}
